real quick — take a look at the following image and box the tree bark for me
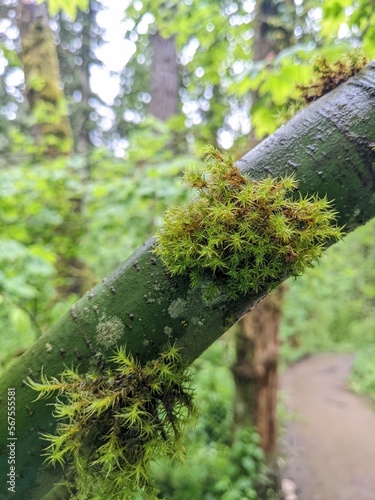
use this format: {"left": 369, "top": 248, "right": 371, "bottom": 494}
{"left": 16, "top": 0, "right": 90, "bottom": 298}
{"left": 16, "top": 0, "right": 73, "bottom": 155}
{"left": 232, "top": 0, "right": 292, "bottom": 456}
{"left": 1, "top": 64, "right": 375, "bottom": 497}
{"left": 232, "top": 287, "right": 284, "bottom": 455}
{"left": 75, "top": 6, "right": 92, "bottom": 156}
{"left": 149, "top": 32, "right": 179, "bottom": 120}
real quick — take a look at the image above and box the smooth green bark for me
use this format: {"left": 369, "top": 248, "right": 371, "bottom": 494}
{"left": 238, "top": 63, "right": 375, "bottom": 230}
{"left": 1, "top": 63, "right": 375, "bottom": 498}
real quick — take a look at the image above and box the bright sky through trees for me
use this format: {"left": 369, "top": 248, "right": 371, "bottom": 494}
{"left": 92, "top": 0, "right": 135, "bottom": 103}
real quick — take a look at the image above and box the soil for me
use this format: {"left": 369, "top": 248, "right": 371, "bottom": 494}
{"left": 280, "top": 353, "right": 375, "bottom": 500}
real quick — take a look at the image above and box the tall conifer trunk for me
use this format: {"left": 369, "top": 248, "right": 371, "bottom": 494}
{"left": 149, "top": 32, "right": 179, "bottom": 121}
{"left": 16, "top": 0, "right": 87, "bottom": 298}
{"left": 232, "top": 0, "right": 292, "bottom": 456}
{"left": 17, "top": 0, "right": 73, "bottom": 154}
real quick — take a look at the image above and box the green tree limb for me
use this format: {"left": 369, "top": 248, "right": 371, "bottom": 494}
{"left": 0, "top": 63, "right": 375, "bottom": 498}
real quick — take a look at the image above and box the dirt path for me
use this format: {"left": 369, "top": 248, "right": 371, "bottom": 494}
{"left": 280, "top": 353, "right": 375, "bottom": 500}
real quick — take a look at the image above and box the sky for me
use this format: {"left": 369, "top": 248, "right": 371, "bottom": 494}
{"left": 91, "top": 0, "right": 136, "bottom": 103}
{"left": 91, "top": 0, "right": 155, "bottom": 105}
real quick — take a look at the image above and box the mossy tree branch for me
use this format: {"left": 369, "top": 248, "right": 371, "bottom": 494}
{"left": 1, "top": 63, "right": 375, "bottom": 498}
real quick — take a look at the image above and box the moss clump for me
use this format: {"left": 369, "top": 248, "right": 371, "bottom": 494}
{"left": 277, "top": 50, "right": 368, "bottom": 126}
{"left": 27, "top": 343, "right": 197, "bottom": 499}
{"left": 155, "top": 146, "right": 342, "bottom": 299}
{"left": 297, "top": 49, "right": 368, "bottom": 103}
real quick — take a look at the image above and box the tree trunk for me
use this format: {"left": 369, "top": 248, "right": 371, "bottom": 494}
{"left": 232, "top": 287, "right": 284, "bottom": 455}
{"left": 72, "top": 2, "right": 96, "bottom": 157}
{"left": 16, "top": 0, "right": 89, "bottom": 298}
{"left": 232, "top": 0, "right": 292, "bottom": 456}
{"left": 1, "top": 64, "right": 375, "bottom": 497}
{"left": 75, "top": 9, "right": 92, "bottom": 156}
{"left": 16, "top": 0, "right": 73, "bottom": 155}
{"left": 149, "top": 32, "right": 179, "bottom": 120}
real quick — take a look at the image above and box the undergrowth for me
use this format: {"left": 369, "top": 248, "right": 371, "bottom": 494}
{"left": 350, "top": 347, "right": 375, "bottom": 402}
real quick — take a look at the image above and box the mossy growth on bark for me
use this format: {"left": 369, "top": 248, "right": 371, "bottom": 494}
{"left": 155, "top": 145, "right": 342, "bottom": 300}
{"left": 27, "top": 343, "right": 197, "bottom": 499}
{"left": 296, "top": 49, "right": 368, "bottom": 103}
{"left": 278, "top": 49, "right": 369, "bottom": 125}
{"left": 20, "top": 13, "right": 73, "bottom": 153}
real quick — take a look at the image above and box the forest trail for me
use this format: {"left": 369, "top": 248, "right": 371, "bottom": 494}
{"left": 280, "top": 353, "right": 375, "bottom": 500}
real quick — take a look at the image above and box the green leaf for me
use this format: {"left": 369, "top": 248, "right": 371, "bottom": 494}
{"left": 39, "top": 0, "right": 89, "bottom": 19}
{"left": 251, "top": 105, "right": 277, "bottom": 139}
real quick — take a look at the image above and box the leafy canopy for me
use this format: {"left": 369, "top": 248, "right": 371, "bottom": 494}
{"left": 38, "top": 0, "right": 89, "bottom": 19}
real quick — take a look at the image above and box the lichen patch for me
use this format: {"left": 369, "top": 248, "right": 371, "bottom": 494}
{"left": 96, "top": 316, "right": 125, "bottom": 349}
{"left": 164, "top": 326, "right": 173, "bottom": 338}
{"left": 168, "top": 298, "right": 187, "bottom": 318}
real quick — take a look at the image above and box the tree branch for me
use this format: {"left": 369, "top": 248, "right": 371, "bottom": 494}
{"left": 1, "top": 63, "right": 375, "bottom": 498}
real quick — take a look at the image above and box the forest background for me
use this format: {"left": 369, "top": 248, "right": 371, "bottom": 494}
{"left": 1, "top": 0, "right": 375, "bottom": 498}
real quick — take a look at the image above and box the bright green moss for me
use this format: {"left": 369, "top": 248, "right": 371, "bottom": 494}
{"left": 155, "top": 146, "right": 342, "bottom": 299}
{"left": 27, "top": 343, "right": 197, "bottom": 499}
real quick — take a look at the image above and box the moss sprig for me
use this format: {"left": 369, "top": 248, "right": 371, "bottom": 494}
{"left": 277, "top": 50, "right": 368, "bottom": 125}
{"left": 297, "top": 49, "right": 368, "bottom": 103}
{"left": 155, "top": 145, "right": 342, "bottom": 299}
{"left": 27, "top": 343, "right": 197, "bottom": 499}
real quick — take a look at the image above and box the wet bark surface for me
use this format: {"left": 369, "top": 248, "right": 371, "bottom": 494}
{"left": 281, "top": 353, "right": 375, "bottom": 500}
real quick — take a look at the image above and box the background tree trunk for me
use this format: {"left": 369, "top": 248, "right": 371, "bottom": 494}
{"left": 232, "top": 0, "right": 292, "bottom": 457}
{"left": 16, "top": 0, "right": 73, "bottom": 155}
{"left": 233, "top": 287, "right": 284, "bottom": 455}
{"left": 149, "top": 32, "right": 179, "bottom": 121}
{"left": 75, "top": 5, "right": 93, "bottom": 156}
{"left": 16, "top": 0, "right": 88, "bottom": 298}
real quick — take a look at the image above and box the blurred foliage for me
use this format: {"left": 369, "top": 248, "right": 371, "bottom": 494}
{"left": 82, "top": 118, "right": 194, "bottom": 276}
{"left": 42, "top": 0, "right": 89, "bottom": 19}
{"left": 0, "top": 152, "right": 83, "bottom": 345}
{"left": 0, "top": 120, "right": 192, "bottom": 358}
{"left": 350, "top": 347, "right": 375, "bottom": 402}
{"left": 280, "top": 219, "right": 375, "bottom": 363}
{"left": 134, "top": 339, "right": 280, "bottom": 500}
